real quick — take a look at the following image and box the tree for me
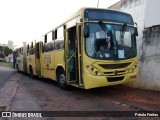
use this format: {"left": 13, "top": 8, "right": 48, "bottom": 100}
{"left": 0, "top": 46, "right": 13, "bottom": 56}
{"left": 0, "top": 53, "right": 5, "bottom": 58}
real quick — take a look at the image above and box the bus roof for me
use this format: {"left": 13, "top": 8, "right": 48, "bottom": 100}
{"left": 60, "top": 7, "right": 133, "bottom": 27}
{"left": 25, "top": 7, "right": 134, "bottom": 44}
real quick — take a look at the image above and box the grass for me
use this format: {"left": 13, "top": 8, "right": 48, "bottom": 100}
{"left": 0, "top": 61, "right": 13, "bottom": 68}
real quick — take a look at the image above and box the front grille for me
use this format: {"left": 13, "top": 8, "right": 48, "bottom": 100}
{"left": 99, "top": 63, "right": 131, "bottom": 69}
{"left": 107, "top": 77, "right": 124, "bottom": 82}
{"left": 104, "top": 70, "right": 126, "bottom": 75}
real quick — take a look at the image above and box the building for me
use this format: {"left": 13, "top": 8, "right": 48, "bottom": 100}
{"left": 6, "top": 54, "right": 13, "bottom": 63}
{"left": 108, "top": 0, "right": 160, "bottom": 91}
{"left": 8, "top": 40, "right": 13, "bottom": 49}
{"left": 0, "top": 40, "right": 15, "bottom": 50}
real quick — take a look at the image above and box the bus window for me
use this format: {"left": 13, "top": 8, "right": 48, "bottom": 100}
{"left": 27, "top": 44, "right": 29, "bottom": 55}
{"left": 55, "top": 39, "right": 64, "bottom": 50}
{"left": 57, "top": 26, "right": 64, "bottom": 39}
{"left": 44, "top": 41, "right": 54, "bottom": 52}
{"left": 36, "top": 42, "right": 40, "bottom": 58}
{"left": 54, "top": 26, "right": 64, "bottom": 50}
{"left": 47, "top": 32, "right": 52, "bottom": 42}
{"left": 28, "top": 42, "right": 33, "bottom": 55}
{"left": 52, "top": 31, "right": 55, "bottom": 40}
{"left": 33, "top": 41, "right": 36, "bottom": 54}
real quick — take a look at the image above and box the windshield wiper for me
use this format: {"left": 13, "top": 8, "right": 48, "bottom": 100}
{"left": 122, "top": 23, "right": 127, "bottom": 31}
{"left": 121, "top": 23, "right": 127, "bottom": 37}
{"left": 98, "top": 21, "right": 111, "bottom": 36}
{"left": 98, "top": 21, "right": 118, "bottom": 57}
{"left": 120, "top": 23, "right": 127, "bottom": 45}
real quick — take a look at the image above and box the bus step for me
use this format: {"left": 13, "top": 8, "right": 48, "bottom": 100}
{"left": 67, "top": 80, "right": 77, "bottom": 83}
{"left": 69, "top": 83, "right": 83, "bottom": 88}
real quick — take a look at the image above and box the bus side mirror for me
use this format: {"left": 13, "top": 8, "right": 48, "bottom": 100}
{"left": 84, "top": 24, "right": 90, "bottom": 38}
{"left": 134, "top": 22, "right": 138, "bottom": 36}
{"left": 135, "top": 27, "right": 138, "bottom": 36}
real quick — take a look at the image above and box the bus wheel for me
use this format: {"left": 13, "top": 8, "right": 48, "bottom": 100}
{"left": 17, "top": 65, "right": 20, "bottom": 73}
{"left": 30, "top": 68, "right": 34, "bottom": 79}
{"left": 57, "top": 69, "right": 70, "bottom": 90}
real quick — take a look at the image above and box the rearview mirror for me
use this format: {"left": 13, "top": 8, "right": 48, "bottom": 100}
{"left": 107, "top": 30, "right": 112, "bottom": 37}
{"left": 135, "top": 27, "right": 138, "bottom": 36}
{"left": 134, "top": 22, "right": 138, "bottom": 36}
{"left": 84, "top": 23, "right": 90, "bottom": 38}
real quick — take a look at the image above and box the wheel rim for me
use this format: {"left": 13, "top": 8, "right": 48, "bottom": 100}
{"left": 59, "top": 74, "right": 66, "bottom": 86}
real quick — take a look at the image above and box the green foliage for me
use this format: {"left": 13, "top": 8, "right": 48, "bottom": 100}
{"left": 0, "top": 62, "right": 13, "bottom": 67}
{"left": 0, "top": 46, "right": 13, "bottom": 56}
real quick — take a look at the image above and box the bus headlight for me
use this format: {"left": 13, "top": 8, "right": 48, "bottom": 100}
{"left": 86, "top": 65, "right": 102, "bottom": 76}
{"left": 91, "top": 67, "right": 94, "bottom": 71}
{"left": 129, "top": 63, "right": 137, "bottom": 73}
{"left": 95, "top": 71, "right": 99, "bottom": 75}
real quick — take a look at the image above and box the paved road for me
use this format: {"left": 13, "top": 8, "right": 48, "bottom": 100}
{"left": 0, "top": 66, "right": 16, "bottom": 88}
{"left": 8, "top": 73, "right": 160, "bottom": 120}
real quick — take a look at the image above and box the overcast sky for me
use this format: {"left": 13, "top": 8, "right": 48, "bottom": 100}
{"left": 0, "top": 0, "right": 120, "bottom": 46}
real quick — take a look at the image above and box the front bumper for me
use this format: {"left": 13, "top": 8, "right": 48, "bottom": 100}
{"left": 83, "top": 71, "right": 137, "bottom": 89}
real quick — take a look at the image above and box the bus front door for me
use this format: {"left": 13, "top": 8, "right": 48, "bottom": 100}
{"left": 65, "top": 24, "right": 82, "bottom": 87}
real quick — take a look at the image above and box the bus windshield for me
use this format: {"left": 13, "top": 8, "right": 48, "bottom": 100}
{"left": 85, "top": 23, "right": 137, "bottom": 60}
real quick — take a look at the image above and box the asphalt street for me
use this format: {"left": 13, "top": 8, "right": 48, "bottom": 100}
{"left": 0, "top": 66, "right": 160, "bottom": 120}
{"left": 0, "top": 66, "right": 16, "bottom": 88}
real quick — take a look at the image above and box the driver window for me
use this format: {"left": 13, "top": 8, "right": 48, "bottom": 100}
{"left": 96, "top": 31, "right": 111, "bottom": 50}
{"left": 124, "top": 31, "right": 132, "bottom": 47}
{"left": 115, "top": 31, "right": 132, "bottom": 47}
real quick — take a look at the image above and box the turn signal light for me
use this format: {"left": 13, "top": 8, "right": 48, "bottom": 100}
{"left": 95, "top": 71, "right": 98, "bottom": 75}
{"left": 91, "top": 67, "right": 94, "bottom": 71}
{"left": 131, "top": 68, "right": 134, "bottom": 72}
{"left": 86, "top": 64, "right": 90, "bottom": 68}
{"left": 130, "top": 75, "right": 137, "bottom": 80}
{"left": 134, "top": 64, "right": 137, "bottom": 68}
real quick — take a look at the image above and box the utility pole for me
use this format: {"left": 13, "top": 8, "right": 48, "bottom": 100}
{"left": 3, "top": 44, "right": 5, "bottom": 54}
{"left": 97, "top": 0, "right": 99, "bottom": 8}
{"left": 3, "top": 44, "right": 5, "bottom": 61}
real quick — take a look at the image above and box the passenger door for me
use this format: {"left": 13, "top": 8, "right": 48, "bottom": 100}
{"left": 65, "top": 23, "right": 82, "bottom": 86}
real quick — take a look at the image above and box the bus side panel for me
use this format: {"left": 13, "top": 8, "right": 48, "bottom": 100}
{"left": 41, "top": 51, "right": 56, "bottom": 80}
{"left": 26, "top": 56, "right": 30, "bottom": 74}
{"left": 19, "top": 55, "right": 24, "bottom": 71}
{"left": 54, "top": 50, "right": 65, "bottom": 79}
{"left": 27, "top": 55, "right": 36, "bottom": 75}
{"left": 36, "top": 58, "right": 41, "bottom": 76}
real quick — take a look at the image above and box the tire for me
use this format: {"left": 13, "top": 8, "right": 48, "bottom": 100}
{"left": 57, "top": 69, "right": 70, "bottom": 90}
{"left": 30, "top": 67, "right": 34, "bottom": 79}
{"left": 17, "top": 65, "right": 20, "bottom": 73}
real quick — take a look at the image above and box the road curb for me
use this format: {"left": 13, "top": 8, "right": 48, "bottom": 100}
{"left": 0, "top": 73, "right": 22, "bottom": 120}
{"left": 6, "top": 74, "right": 23, "bottom": 111}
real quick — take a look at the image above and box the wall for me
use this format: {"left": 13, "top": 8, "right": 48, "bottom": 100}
{"left": 138, "top": 26, "right": 160, "bottom": 90}
{"left": 108, "top": 0, "right": 122, "bottom": 10}
{"left": 8, "top": 40, "right": 13, "bottom": 49}
{"left": 145, "top": 0, "right": 160, "bottom": 28}
{"left": 108, "top": 0, "right": 160, "bottom": 91}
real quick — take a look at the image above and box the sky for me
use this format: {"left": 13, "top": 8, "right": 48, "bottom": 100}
{"left": 0, "top": 0, "right": 120, "bottom": 46}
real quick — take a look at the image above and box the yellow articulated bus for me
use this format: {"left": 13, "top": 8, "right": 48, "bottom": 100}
{"left": 15, "top": 8, "right": 138, "bottom": 90}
